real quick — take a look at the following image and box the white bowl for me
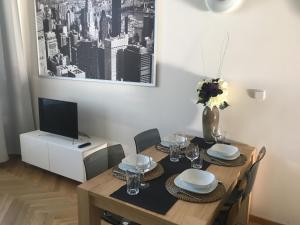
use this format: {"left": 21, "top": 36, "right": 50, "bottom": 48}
{"left": 174, "top": 176, "right": 218, "bottom": 194}
{"left": 118, "top": 161, "right": 157, "bottom": 173}
{"left": 122, "top": 154, "right": 153, "bottom": 168}
{"left": 208, "top": 144, "right": 239, "bottom": 157}
{"left": 178, "top": 169, "right": 216, "bottom": 190}
{"left": 161, "top": 134, "right": 189, "bottom": 148}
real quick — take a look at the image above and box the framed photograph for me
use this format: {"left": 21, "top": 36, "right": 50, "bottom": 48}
{"left": 35, "top": 0, "right": 157, "bottom": 86}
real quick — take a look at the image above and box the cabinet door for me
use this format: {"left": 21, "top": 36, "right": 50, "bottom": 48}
{"left": 20, "top": 135, "right": 49, "bottom": 170}
{"left": 48, "top": 145, "right": 85, "bottom": 182}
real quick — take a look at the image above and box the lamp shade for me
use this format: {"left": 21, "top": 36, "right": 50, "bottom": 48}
{"left": 205, "top": 0, "right": 243, "bottom": 13}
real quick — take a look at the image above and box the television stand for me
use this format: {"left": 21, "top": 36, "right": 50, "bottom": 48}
{"left": 20, "top": 130, "right": 108, "bottom": 182}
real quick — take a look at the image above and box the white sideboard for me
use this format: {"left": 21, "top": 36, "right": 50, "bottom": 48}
{"left": 20, "top": 130, "right": 108, "bottom": 182}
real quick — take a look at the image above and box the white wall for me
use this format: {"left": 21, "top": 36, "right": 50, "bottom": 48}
{"left": 18, "top": 0, "right": 300, "bottom": 224}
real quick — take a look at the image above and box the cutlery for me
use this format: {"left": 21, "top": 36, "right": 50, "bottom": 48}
{"left": 177, "top": 189, "right": 203, "bottom": 200}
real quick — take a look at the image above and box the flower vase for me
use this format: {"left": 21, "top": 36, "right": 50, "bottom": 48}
{"left": 202, "top": 106, "right": 219, "bottom": 142}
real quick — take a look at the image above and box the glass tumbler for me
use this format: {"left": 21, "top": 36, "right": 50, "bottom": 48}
{"left": 169, "top": 144, "right": 180, "bottom": 162}
{"left": 191, "top": 155, "right": 204, "bottom": 169}
{"left": 126, "top": 170, "right": 140, "bottom": 195}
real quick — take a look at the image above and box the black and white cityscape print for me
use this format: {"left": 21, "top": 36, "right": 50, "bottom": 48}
{"left": 36, "top": 0, "right": 156, "bottom": 85}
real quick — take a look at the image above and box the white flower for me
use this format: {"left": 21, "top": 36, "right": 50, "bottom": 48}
{"left": 218, "top": 79, "right": 228, "bottom": 91}
{"left": 206, "top": 93, "right": 228, "bottom": 109}
{"left": 196, "top": 78, "right": 229, "bottom": 110}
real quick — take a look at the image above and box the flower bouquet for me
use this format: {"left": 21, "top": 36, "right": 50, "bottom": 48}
{"left": 196, "top": 78, "right": 229, "bottom": 141}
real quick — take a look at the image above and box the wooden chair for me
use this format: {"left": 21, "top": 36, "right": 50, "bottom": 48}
{"left": 214, "top": 146, "right": 267, "bottom": 225}
{"left": 84, "top": 144, "right": 139, "bottom": 225}
{"left": 134, "top": 128, "right": 161, "bottom": 153}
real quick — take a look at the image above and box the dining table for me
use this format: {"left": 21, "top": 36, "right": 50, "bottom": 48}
{"left": 77, "top": 138, "right": 256, "bottom": 225}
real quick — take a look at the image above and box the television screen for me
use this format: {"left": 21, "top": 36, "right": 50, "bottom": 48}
{"left": 38, "top": 98, "right": 78, "bottom": 139}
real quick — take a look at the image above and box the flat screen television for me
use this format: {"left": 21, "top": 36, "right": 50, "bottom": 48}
{"left": 38, "top": 98, "right": 78, "bottom": 139}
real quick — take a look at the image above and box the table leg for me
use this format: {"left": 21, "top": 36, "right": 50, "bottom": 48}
{"left": 78, "top": 188, "right": 102, "bottom": 225}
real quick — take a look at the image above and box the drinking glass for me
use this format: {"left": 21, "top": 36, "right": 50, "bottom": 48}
{"left": 169, "top": 144, "right": 180, "bottom": 162}
{"left": 191, "top": 155, "right": 203, "bottom": 169}
{"left": 126, "top": 170, "right": 140, "bottom": 195}
{"left": 185, "top": 143, "right": 200, "bottom": 168}
{"left": 136, "top": 155, "right": 151, "bottom": 189}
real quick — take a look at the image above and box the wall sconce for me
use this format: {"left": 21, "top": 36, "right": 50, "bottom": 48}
{"left": 247, "top": 89, "right": 267, "bottom": 101}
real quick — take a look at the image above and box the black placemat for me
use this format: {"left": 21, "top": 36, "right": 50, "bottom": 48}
{"left": 191, "top": 137, "right": 231, "bottom": 149}
{"left": 190, "top": 137, "right": 216, "bottom": 149}
{"left": 110, "top": 152, "right": 210, "bottom": 214}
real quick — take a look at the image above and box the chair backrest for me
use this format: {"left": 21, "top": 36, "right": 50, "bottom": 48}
{"left": 84, "top": 144, "right": 125, "bottom": 180}
{"left": 134, "top": 128, "right": 161, "bottom": 153}
{"left": 107, "top": 144, "right": 125, "bottom": 169}
{"left": 242, "top": 146, "right": 266, "bottom": 199}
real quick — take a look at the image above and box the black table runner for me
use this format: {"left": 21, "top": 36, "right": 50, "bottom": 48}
{"left": 110, "top": 137, "right": 212, "bottom": 214}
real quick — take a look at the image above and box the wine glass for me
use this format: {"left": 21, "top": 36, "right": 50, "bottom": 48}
{"left": 185, "top": 144, "right": 200, "bottom": 168}
{"left": 136, "top": 154, "right": 151, "bottom": 189}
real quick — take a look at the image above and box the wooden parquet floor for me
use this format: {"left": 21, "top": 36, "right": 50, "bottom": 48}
{"left": 0, "top": 158, "right": 79, "bottom": 225}
{"left": 0, "top": 157, "right": 260, "bottom": 225}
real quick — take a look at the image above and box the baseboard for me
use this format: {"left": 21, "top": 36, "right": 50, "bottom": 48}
{"left": 250, "top": 215, "right": 284, "bottom": 225}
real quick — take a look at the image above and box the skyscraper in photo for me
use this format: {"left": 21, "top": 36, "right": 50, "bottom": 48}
{"left": 99, "top": 10, "right": 109, "bottom": 41}
{"left": 71, "top": 31, "right": 79, "bottom": 46}
{"left": 142, "top": 15, "right": 154, "bottom": 44}
{"left": 58, "top": 32, "right": 68, "bottom": 49}
{"left": 36, "top": 0, "right": 40, "bottom": 11}
{"left": 36, "top": 10, "right": 44, "bottom": 32}
{"left": 104, "top": 36, "right": 129, "bottom": 81}
{"left": 43, "top": 18, "right": 53, "bottom": 33}
{"left": 123, "top": 45, "right": 152, "bottom": 83}
{"left": 124, "top": 15, "right": 136, "bottom": 38}
{"left": 66, "top": 10, "right": 71, "bottom": 32}
{"left": 55, "top": 24, "right": 64, "bottom": 40}
{"left": 77, "top": 41, "right": 93, "bottom": 75}
{"left": 82, "top": 0, "right": 94, "bottom": 39}
{"left": 77, "top": 41, "right": 105, "bottom": 79}
{"left": 45, "top": 32, "right": 59, "bottom": 59}
{"left": 125, "top": 16, "right": 129, "bottom": 34}
{"left": 71, "top": 46, "right": 78, "bottom": 65}
{"left": 37, "top": 10, "right": 47, "bottom": 76}
{"left": 57, "top": 3, "right": 68, "bottom": 21}
{"left": 112, "top": 0, "right": 121, "bottom": 37}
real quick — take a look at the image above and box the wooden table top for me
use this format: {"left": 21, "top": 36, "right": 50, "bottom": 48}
{"left": 78, "top": 142, "right": 255, "bottom": 225}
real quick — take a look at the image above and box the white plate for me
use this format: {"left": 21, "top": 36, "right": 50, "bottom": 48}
{"left": 208, "top": 144, "right": 240, "bottom": 157}
{"left": 118, "top": 161, "right": 157, "bottom": 173}
{"left": 174, "top": 176, "right": 218, "bottom": 194}
{"left": 178, "top": 169, "right": 216, "bottom": 189}
{"left": 207, "top": 149, "right": 240, "bottom": 160}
